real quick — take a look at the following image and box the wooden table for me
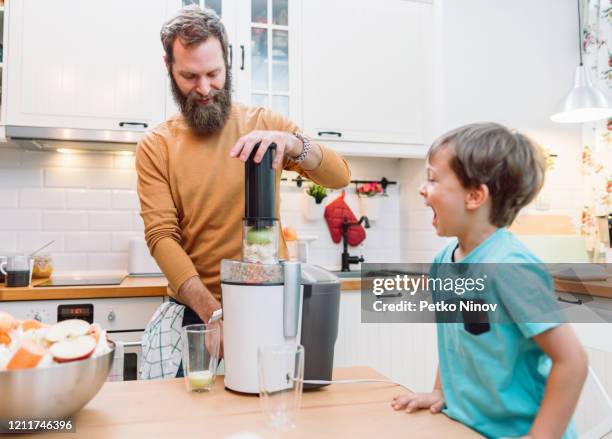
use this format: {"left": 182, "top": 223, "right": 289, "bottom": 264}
{"left": 22, "top": 367, "right": 479, "bottom": 438}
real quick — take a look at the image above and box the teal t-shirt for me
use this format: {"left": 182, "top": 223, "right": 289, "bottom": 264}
{"left": 432, "top": 228, "right": 576, "bottom": 439}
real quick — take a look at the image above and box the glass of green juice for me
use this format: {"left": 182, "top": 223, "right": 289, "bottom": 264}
{"left": 181, "top": 324, "right": 220, "bottom": 392}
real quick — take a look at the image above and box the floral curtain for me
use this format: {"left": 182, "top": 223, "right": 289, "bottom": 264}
{"left": 580, "top": 0, "right": 612, "bottom": 256}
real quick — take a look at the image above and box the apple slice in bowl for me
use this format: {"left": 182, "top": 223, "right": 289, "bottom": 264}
{"left": 50, "top": 335, "right": 97, "bottom": 363}
{"left": 45, "top": 319, "right": 91, "bottom": 343}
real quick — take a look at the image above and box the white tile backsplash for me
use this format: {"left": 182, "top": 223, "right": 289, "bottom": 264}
{"left": 22, "top": 150, "right": 114, "bottom": 168}
{"left": 65, "top": 232, "right": 112, "bottom": 252}
{"left": 0, "top": 210, "right": 42, "bottom": 231}
{"left": 0, "top": 169, "right": 42, "bottom": 187}
{"left": 66, "top": 190, "right": 112, "bottom": 210}
{"left": 0, "top": 148, "right": 22, "bottom": 167}
{"left": 111, "top": 232, "right": 142, "bottom": 252}
{"left": 45, "top": 168, "right": 136, "bottom": 189}
{"left": 89, "top": 212, "right": 133, "bottom": 231}
{"left": 42, "top": 211, "right": 88, "bottom": 231}
{"left": 53, "top": 253, "right": 89, "bottom": 271}
{"left": 0, "top": 232, "right": 17, "bottom": 252}
{"left": 112, "top": 191, "right": 140, "bottom": 210}
{"left": 20, "top": 189, "right": 66, "bottom": 209}
{"left": 17, "top": 232, "right": 64, "bottom": 253}
{"left": 0, "top": 189, "right": 18, "bottom": 208}
{"left": 87, "top": 253, "right": 128, "bottom": 271}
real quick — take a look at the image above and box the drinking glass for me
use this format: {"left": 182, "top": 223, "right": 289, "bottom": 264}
{"left": 257, "top": 343, "right": 304, "bottom": 430}
{"left": 0, "top": 254, "right": 33, "bottom": 287}
{"left": 181, "top": 324, "right": 220, "bottom": 393}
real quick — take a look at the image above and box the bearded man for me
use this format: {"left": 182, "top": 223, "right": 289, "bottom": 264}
{"left": 135, "top": 6, "right": 351, "bottom": 373}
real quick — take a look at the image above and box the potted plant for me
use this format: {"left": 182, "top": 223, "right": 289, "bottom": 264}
{"left": 356, "top": 182, "right": 385, "bottom": 221}
{"left": 301, "top": 184, "right": 328, "bottom": 221}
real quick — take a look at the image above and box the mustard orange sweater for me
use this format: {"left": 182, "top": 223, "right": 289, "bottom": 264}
{"left": 136, "top": 103, "right": 351, "bottom": 300}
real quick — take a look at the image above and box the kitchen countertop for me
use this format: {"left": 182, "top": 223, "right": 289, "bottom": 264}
{"left": 0, "top": 275, "right": 361, "bottom": 301}
{"left": 20, "top": 366, "right": 480, "bottom": 439}
{"left": 0, "top": 276, "right": 169, "bottom": 302}
{"left": 3, "top": 273, "right": 611, "bottom": 302}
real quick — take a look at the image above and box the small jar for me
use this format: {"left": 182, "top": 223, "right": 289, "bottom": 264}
{"left": 32, "top": 254, "right": 53, "bottom": 279}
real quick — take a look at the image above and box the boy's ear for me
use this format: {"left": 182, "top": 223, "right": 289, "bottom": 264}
{"left": 465, "top": 184, "right": 490, "bottom": 211}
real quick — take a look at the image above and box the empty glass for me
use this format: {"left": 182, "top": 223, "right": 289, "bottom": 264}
{"left": 181, "top": 324, "right": 220, "bottom": 393}
{"left": 257, "top": 343, "right": 304, "bottom": 430}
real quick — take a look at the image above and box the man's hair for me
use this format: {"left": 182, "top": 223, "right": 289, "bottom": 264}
{"left": 428, "top": 122, "right": 546, "bottom": 227}
{"left": 161, "top": 6, "right": 229, "bottom": 68}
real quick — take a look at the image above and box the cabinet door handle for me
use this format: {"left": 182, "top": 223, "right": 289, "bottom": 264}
{"left": 240, "top": 44, "right": 245, "bottom": 70}
{"left": 317, "top": 131, "right": 342, "bottom": 137}
{"left": 119, "top": 122, "right": 148, "bottom": 128}
{"left": 228, "top": 44, "right": 233, "bottom": 70}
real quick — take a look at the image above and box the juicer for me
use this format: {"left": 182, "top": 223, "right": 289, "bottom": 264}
{"left": 221, "top": 143, "right": 341, "bottom": 394}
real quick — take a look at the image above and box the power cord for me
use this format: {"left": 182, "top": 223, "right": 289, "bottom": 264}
{"left": 294, "top": 377, "right": 408, "bottom": 388}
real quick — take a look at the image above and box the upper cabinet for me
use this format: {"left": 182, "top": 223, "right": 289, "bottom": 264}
{"left": 301, "top": 0, "right": 430, "bottom": 153}
{"left": 5, "top": 0, "right": 168, "bottom": 133}
{"left": 170, "top": 0, "right": 301, "bottom": 121}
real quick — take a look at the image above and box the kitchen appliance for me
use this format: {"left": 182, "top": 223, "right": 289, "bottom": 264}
{"left": 0, "top": 341, "right": 115, "bottom": 425}
{"left": 128, "top": 237, "right": 163, "bottom": 276}
{"left": 221, "top": 143, "right": 341, "bottom": 394}
{"left": 1, "top": 297, "right": 162, "bottom": 381}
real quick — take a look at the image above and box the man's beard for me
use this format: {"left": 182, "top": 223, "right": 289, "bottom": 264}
{"left": 169, "top": 69, "right": 232, "bottom": 136}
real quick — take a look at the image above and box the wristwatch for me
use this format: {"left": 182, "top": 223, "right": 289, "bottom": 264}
{"left": 290, "top": 132, "right": 312, "bottom": 163}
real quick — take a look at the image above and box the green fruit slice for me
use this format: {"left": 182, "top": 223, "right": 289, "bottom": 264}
{"left": 246, "top": 228, "right": 273, "bottom": 245}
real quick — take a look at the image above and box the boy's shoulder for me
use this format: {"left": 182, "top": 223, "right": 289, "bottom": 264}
{"left": 485, "top": 229, "right": 543, "bottom": 263}
{"left": 432, "top": 229, "right": 544, "bottom": 264}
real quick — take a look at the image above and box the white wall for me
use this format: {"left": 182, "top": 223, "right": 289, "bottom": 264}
{"left": 0, "top": 147, "right": 400, "bottom": 273}
{"left": 401, "top": 0, "right": 585, "bottom": 264}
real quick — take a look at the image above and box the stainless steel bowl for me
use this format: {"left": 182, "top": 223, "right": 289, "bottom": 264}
{"left": 0, "top": 341, "right": 114, "bottom": 424}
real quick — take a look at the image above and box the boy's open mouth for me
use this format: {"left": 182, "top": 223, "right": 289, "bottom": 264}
{"left": 425, "top": 203, "right": 438, "bottom": 227}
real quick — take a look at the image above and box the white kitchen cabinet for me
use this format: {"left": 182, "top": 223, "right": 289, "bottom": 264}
{"left": 170, "top": 0, "right": 301, "bottom": 121}
{"left": 301, "top": 0, "right": 430, "bottom": 149}
{"left": 334, "top": 291, "right": 438, "bottom": 392}
{"left": 5, "top": 0, "right": 168, "bottom": 132}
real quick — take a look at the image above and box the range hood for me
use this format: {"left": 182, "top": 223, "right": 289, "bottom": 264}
{"left": 6, "top": 126, "right": 144, "bottom": 153}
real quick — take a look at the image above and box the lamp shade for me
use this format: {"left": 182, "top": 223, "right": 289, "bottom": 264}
{"left": 550, "top": 65, "right": 612, "bottom": 123}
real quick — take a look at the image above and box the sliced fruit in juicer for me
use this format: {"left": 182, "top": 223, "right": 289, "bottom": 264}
{"left": 246, "top": 227, "right": 273, "bottom": 245}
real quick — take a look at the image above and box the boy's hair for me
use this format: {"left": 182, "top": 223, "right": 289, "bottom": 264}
{"left": 428, "top": 122, "right": 545, "bottom": 227}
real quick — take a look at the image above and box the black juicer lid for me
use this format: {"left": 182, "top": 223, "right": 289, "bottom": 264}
{"left": 245, "top": 142, "right": 277, "bottom": 227}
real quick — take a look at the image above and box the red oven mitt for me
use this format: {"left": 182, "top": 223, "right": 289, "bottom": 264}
{"left": 324, "top": 191, "right": 366, "bottom": 246}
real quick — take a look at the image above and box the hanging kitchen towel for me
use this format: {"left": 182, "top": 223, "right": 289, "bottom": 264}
{"left": 324, "top": 191, "right": 366, "bottom": 246}
{"left": 139, "top": 301, "right": 185, "bottom": 380}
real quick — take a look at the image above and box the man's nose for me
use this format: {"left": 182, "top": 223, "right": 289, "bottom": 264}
{"left": 196, "top": 78, "right": 212, "bottom": 96}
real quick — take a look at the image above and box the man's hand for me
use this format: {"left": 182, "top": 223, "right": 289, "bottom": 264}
{"left": 206, "top": 320, "right": 224, "bottom": 359}
{"left": 177, "top": 276, "right": 224, "bottom": 358}
{"left": 229, "top": 130, "right": 302, "bottom": 169}
{"left": 391, "top": 390, "right": 445, "bottom": 414}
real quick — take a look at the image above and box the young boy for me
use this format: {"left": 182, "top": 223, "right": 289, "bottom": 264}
{"left": 391, "top": 123, "right": 588, "bottom": 438}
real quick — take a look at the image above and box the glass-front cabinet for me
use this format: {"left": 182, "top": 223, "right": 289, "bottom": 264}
{"left": 176, "top": 0, "right": 299, "bottom": 120}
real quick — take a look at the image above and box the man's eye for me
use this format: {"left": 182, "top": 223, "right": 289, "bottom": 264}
{"left": 183, "top": 74, "right": 197, "bottom": 80}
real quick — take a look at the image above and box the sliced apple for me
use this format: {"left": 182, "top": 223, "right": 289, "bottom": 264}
{"left": 50, "top": 335, "right": 96, "bottom": 363}
{"left": 45, "top": 319, "right": 90, "bottom": 343}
